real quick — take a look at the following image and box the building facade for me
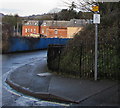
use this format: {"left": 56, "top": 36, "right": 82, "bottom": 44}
{"left": 67, "top": 19, "right": 92, "bottom": 38}
{"left": 48, "top": 27, "right": 67, "bottom": 38}
{"left": 40, "top": 20, "right": 68, "bottom": 38}
{"left": 22, "top": 20, "right": 41, "bottom": 37}
{"left": 40, "top": 20, "right": 51, "bottom": 37}
{"left": 22, "top": 19, "right": 92, "bottom": 38}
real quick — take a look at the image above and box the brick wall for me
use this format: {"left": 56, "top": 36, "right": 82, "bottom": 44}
{"left": 47, "top": 27, "right": 67, "bottom": 38}
{"left": 40, "top": 26, "right": 49, "bottom": 37}
{"left": 22, "top": 25, "right": 40, "bottom": 37}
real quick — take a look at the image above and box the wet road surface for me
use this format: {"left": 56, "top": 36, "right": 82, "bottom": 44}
{"left": 1, "top": 50, "right": 68, "bottom": 107}
{"left": 1, "top": 50, "right": 119, "bottom": 107}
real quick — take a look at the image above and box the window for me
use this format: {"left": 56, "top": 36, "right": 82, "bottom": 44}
{"left": 42, "top": 29, "right": 44, "bottom": 33}
{"left": 35, "top": 22, "right": 38, "bottom": 25}
{"left": 43, "top": 22, "right": 46, "bottom": 26}
{"left": 34, "top": 29, "right": 36, "bottom": 33}
{"left": 31, "top": 29, "right": 33, "bottom": 32}
{"left": 28, "top": 29, "right": 30, "bottom": 33}
{"left": 46, "top": 28, "right": 48, "bottom": 34}
{"left": 54, "top": 30, "right": 58, "bottom": 34}
{"left": 25, "top": 28, "right": 27, "bottom": 33}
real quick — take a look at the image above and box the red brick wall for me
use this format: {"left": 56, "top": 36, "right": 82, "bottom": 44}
{"left": 40, "top": 26, "right": 49, "bottom": 37}
{"left": 22, "top": 25, "right": 40, "bottom": 37}
{"left": 47, "top": 28, "right": 67, "bottom": 38}
{"left": 22, "top": 25, "right": 68, "bottom": 38}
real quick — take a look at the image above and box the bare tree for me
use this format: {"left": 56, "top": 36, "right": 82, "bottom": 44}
{"left": 62, "top": 0, "right": 99, "bottom": 13}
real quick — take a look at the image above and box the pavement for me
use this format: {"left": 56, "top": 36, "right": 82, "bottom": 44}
{"left": 5, "top": 58, "right": 119, "bottom": 106}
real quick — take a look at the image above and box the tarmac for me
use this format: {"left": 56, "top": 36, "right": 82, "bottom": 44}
{"left": 6, "top": 58, "right": 119, "bottom": 106}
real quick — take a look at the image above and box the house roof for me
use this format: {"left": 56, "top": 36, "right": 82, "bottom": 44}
{"left": 23, "top": 19, "right": 92, "bottom": 27}
{"left": 23, "top": 20, "right": 43, "bottom": 26}
{"left": 67, "top": 19, "right": 92, "bottom": 27}
{"left": 41, "top": 20, "right": 69, "bottom": 27}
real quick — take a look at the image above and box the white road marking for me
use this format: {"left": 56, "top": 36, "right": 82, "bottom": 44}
{"left": 37, "top": 72, "right": 52, "bottom": 77}
{"left": 2, "top": 59, "right": 69, "bottom": 106}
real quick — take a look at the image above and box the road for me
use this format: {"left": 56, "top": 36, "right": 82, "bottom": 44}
{"left": 1, "top": 50, "right": 119, "bottom": 107}
{"left": 1, "top": 50, "right": 68, "bottom": 107}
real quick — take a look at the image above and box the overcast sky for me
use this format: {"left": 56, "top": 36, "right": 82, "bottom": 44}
{"left": 0, "top": 0, "right": 68, "bottom": 16}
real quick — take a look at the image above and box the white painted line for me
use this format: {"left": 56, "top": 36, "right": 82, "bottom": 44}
{"left": 37, "top": 73, "right": 52, "bottom": 77}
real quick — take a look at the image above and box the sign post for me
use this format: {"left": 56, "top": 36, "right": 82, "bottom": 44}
{"left": 95, "top": 22, "right": 98, "bottom": 81}
{"left": 92, "top": 6, "right": 100, "bottom": 81}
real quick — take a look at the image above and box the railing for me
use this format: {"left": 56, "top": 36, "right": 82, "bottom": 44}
{"left": 47, "top": 40, "right": 119, "bottom": 80}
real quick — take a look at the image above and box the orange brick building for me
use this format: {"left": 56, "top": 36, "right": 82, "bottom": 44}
{"left": 22, "top": 20, "right": 41, "bottom": 37}
{"left": 22, "top": 20, "right": 69, "bottom": 38}
{"left": 48, "top": 27, "right": 67, "bottom": 38}
{"left": 22, "top": 19, "right": 91, "bottom": 38}
{"left": 40, "top": 20, "right": 50, "bottom": 37}
{"left": 40, "top": 20, "right": 68, "bottom": 38}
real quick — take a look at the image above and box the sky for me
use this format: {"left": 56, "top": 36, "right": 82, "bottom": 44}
{"left": 1, "top": 0, "right": 119, "bottom": 16}
{"left": 0, "top": 0, "right": 67, "bottom": 16}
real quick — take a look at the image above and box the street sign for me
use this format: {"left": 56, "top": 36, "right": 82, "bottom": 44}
{"left": 93, "top": 14, "right": 100, "bottom": 24}
{"left": 92, "top": 6, "right": 99, "bottom": 12}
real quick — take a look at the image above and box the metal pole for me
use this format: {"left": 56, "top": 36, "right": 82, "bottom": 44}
{"left": 17, "top": 22, "right": 18, "bottom": 36}
{"left": 13, "top": 26, "right": 15, "bottom": 36}
{"left": 95, "top": 23, "right": 98, "bottom": 81}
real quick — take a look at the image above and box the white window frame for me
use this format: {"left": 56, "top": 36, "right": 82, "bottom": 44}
{"left": 43, "top": 22, "right": 46, "bottom": 26}
{"left": 34, "top": 29, "right": 36, "bottom": 33}
{"left": 25, "top": 28, "right": 27, "bottom": 33}
{"left": 28, "top": 29, "right": 30, "bottom": 33}
{"left": 42, "top": 29, "right": 44, "bottom": 33}
{"left": 54, "top": 30, "right": 58, "bottom": 34}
